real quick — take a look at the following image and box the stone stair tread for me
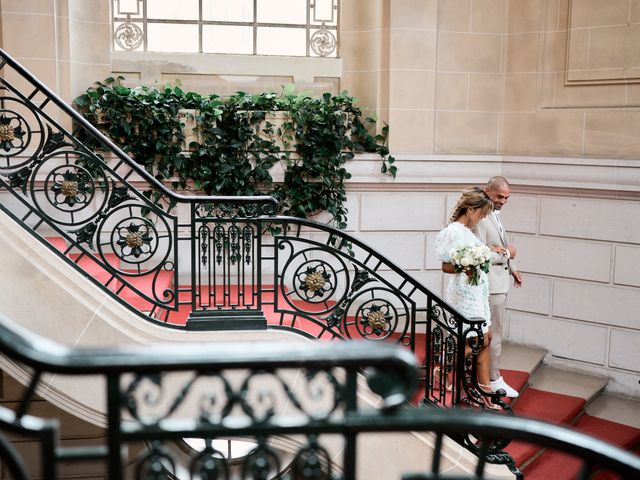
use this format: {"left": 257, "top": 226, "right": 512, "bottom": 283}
{"left": 46, "top": 236, "right": 68, "bottom": 253}
{"left": 522, "top": 414, "right": 640, "bottom": 479}
{"left": 529, "top": 366, "right": 607, "bottom": 402}
{"left": 586, "top": 393, "right": 640, "bottom": 429}
{"left": 118, "top": 270, "right": 175, "bottom": 311}
{"left": 505, "top": 388, "right": 586, "bottom": 465}
{"left": 512, "top": 388, "right": 586, "bottom": 424}
{"left": 500, "top": 342, "right": 545, "bottom": 375}
{"left": 68, "top": 252, "right": 121, "bottom": 292}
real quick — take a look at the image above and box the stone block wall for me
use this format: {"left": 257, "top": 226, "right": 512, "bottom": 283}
{"left": 340, "top": 178, "right": 640, "bottom": 397}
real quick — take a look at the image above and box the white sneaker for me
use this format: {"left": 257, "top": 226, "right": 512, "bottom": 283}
{"left": 489, "top": 376, "right": 519, "bottom": 398}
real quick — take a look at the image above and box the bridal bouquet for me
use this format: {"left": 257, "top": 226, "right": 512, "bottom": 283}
{"left": 450, "top": 244, "right": 492, "bottom": 286}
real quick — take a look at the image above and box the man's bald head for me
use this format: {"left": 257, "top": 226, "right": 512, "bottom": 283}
{"left": 487, "top": 176, "right": 510, "bottom": 190}
{"left": 485, "top": 176, "right": 511, "bottom": 210}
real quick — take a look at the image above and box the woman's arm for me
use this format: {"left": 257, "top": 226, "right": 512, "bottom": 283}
{"left": 442, "top": 262, "right": 474, "bottom": 279}
{"left": 441, "top": 262, "right": 457, "bottom": 274}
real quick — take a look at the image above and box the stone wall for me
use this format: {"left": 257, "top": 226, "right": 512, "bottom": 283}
{"left": 338, "top": 179, "right": 639, "bottom": 396}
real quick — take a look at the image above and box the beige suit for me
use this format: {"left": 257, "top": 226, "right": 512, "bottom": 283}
{"left": 475, "top": 212, "right": 517, "bottom": 380}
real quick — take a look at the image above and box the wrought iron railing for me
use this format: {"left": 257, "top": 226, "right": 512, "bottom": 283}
{"left": 0, "top": 313, "right": 639, "bottom": 480}
{"left": 0, "top": 48, "right": 499, "bottom": 416}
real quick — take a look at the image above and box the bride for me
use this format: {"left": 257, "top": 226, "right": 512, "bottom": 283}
{"left": 435, "top": 187, "right": 506, "bottom": 409}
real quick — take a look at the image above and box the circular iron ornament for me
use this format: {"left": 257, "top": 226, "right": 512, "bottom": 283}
{"left": 279, "top": 245, "right": 350, "bottom": 315}
{"left": 30, "top": 151, "right": 109, "bottom": 226}
{"left": 0, "top": 97, "right": 45, "bottom": 170}
{"left": 112, "top": 217, "right": 158, "bottom": 263}
{"left": 97, "top": 203, "right": 174, "bottom": 274}
{"left": 310, "top": 28, "right": 337, "bottom": 57}
{"left": 44, "top": 164, "right": 96, "bottom": 213}
{"left": 114, "top": 22, "right": 143, "bottom": 50}
{"left": 294, "top": 260, "right": 337, "bottom": 303}
{"left": 358, "top": 300, "right": 397, "bottom": 338}
{"left": 343, "top": 288, "right": 410, "bottom": 341}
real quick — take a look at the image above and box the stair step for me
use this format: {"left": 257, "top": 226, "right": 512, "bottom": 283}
{"left": 523, "top": 414, "right": 640, "bottom": 479}
{"left": 118, "top": 270, "right": 175, "bottom": 311}
{"left": 586, "top": 393, "right": 640, "bottom": 429}
{"left": 500, "top": 342, "right": 545, "bottom": 376}
{"left": 46, "top": 236, "right": 68, "bottom": 253}
{"left": 505, "top": 388, "right": 586, "bottom": 465}
{"left": 529, "top": 366, "right": 607, "bottom": 402}
{"left": 69, "top": 252, "right": 121, "bottom": 292}
{"left": 500, "top": 369, "right": 530, "bottom": 401}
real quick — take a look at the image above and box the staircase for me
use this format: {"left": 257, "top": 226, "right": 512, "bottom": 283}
{"left": 35, "top": 234, "right": 640, "bottom": 479}
{"left": 499, "top": 343, "right": 640, "bottom": 479}
{"left": 0, "top": 47, "right": 638, "bottom": 478}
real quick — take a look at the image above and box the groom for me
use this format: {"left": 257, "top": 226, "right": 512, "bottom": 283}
{"left": 475, "top": 176, "right": 523, "bottom": 398}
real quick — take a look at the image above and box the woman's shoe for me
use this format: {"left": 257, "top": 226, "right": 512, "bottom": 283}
{"left": 478, "top": 383, "right": 502, "bottom": 411}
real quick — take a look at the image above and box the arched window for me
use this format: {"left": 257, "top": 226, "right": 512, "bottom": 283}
{"left": 112, "top": 0, "right": 339, "bottom": 57}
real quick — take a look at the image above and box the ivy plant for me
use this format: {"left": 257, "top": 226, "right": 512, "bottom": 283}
{"left": 75, "top": 78, "right": 396, "bottom": 228}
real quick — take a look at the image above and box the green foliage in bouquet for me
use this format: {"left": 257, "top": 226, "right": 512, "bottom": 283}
{"left": 74, "top": 78, "right": 396, "bottom": 228}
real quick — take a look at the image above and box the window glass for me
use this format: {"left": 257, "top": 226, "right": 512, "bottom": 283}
{"left": 146, "top": 0, "right": 199, "bottom": 20}
{"left": 183, "top": 439, "right": 257, "bottom": 460}
{"left": 114, "top": 0, "right": 143, "bottom": 18}
{"left": 203, "top": 0, "right": 254, "bottom": 22}
{"left": 147, "top": 24, "right": 199, "bottom": 52}
{"left": 257, "top": 27, "right": 306, "bottom": 56}
{"left": 112, "top": 0, "right": 339, "bottom": 57}
{"left": 256, "top": 0, "right": 306, "bottom": 24}
{"left": 311, "top": 0, "right": 337, "bottom": 27}
{"left": 203, "top": 25, "right": 254, "bottom": 54}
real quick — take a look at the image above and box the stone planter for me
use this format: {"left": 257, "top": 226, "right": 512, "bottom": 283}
{"left": 177, "top": 108, "right": 202, "bottom": 151}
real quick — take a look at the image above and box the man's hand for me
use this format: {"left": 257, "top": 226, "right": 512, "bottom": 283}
{"left": 512, "top": 271, "right": 523, "bottom": 288}
{"left": 490, "top": 245, "right": 507, "bottom": 255}
{"left": 507, "top": 244, "right": 517, "bottom": 259}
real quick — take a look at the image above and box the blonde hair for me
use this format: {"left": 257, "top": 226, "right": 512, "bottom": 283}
{"left": 448, "top": 186, "right": 493, "bottom": 223}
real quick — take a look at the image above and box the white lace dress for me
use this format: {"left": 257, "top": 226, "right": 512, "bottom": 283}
{"left": 434, "top": 221, "right": 491, "bottom": 333}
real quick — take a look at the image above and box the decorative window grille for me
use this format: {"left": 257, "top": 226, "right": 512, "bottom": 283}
{"left": 112, "top": 0, "right": 339, "bottom": 57}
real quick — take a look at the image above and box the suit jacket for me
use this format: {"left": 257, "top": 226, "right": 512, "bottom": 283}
{"left": 475, "top": 213, "right": 517, "bottom": 295}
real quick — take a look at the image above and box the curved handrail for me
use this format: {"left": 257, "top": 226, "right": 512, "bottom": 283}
{"left": 0, "top": 313, "right": 418, "bottom": 381}
{"left": 0, "top": 48, "right": 278, "bottom": 208}
{"left": 0, "top": 313, "right": 638, "bottom": 479}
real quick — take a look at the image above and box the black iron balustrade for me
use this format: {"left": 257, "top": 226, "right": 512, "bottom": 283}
{"left": 0, "top": 48, "right": 503, "bottom": 419}
{"left": 0, "top": 313, "right": 639, "bottom": 480}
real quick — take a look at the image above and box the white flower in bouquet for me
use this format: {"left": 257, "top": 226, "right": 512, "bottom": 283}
{"left": 450, "top": 244, "right": 491, "bottom": 286}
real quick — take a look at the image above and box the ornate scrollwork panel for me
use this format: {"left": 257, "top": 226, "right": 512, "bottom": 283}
{"left": 189, "top": 443, "right": 229, "bottom": 479}
{"left": 135, "top": 441, "right": 176, "bottom": 479}
{"left": 195, "top": 200, "right": 277, "bottom": 219}
{"left": 429, "top": 303, "right": 459, "bottom": 331}
{"left": 122, "top": 368, "right": 345, "bottom": 428}
{"left": 290, "top": 435, "right": 333, "bottom": 479}
{"left": 241, "top": 439, "right": 281, "bottom": 480}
